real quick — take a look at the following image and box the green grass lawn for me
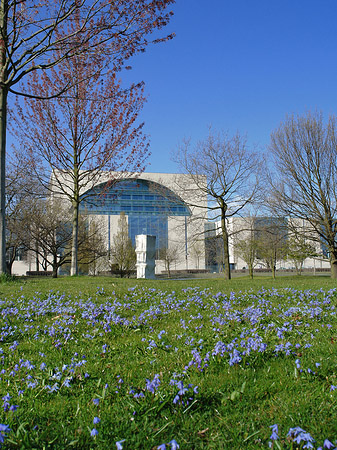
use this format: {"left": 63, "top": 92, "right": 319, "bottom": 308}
{"left": 2, "top": 273, "right": 336, "bottom": 298}
{"left": 1, "top": 275, "right": 337, "bottom": 449}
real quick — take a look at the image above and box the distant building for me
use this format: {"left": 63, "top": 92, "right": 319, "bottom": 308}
{"left": 205, "top": 216, "right": 331, "bottom": 272}
{"left": 11, "top": 172, "right": 208, "bottom": 276}
{"left": 10, "top": 171, "right": 332, "bottom": 276}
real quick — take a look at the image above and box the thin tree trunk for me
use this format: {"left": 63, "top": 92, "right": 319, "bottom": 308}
{"left": 0, "top": 86, "right": 7, "bottom": 274}
{"left": 221, "top": 207, "right": 231, "bottom": 280}
{"left": 70, "top": 152, "right": 80, "bottom": 276}
{"left": 248, "top": 263, "right": 253, "bottom": 279}
{"left": 70, "top": 199, "right": 79, "bottom": 276}
{"left": 52, "top": 254, "right": 58, "bottom": 278}
{"left": 6, "top": 249, "right": 14, "bottom": 275}
{"left": 0, "top": 0, "right": 7, "bottom": 274}
{"left": 35, "top": 238, "right": 40, "bottom": 271}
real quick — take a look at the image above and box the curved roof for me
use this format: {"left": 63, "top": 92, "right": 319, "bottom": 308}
{"left": 79, "top": 178, "right": 191, "bottom": 216}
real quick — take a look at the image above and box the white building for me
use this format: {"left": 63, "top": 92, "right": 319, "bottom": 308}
{"left": 207, "top": 216, "right": 331, "bottom": 272}
{"left": 11, "top": 171, "right": 208, "bottom": 276}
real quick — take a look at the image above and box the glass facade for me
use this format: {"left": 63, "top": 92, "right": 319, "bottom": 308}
{"left": 128, "top": 215, "right": 168, "bottom": 251}
{"left": 79, "top": 178, "right": 191, "bottom": 252}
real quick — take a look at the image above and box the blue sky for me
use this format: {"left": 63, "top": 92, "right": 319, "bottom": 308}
{"left": 124, "top": 0, "right": 337, "bottom": 173}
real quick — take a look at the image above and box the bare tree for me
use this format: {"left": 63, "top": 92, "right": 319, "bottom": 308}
{"left": 20, "top": 199, "right": 104, "bottom": 277}
{"left": 13, "top": 45, "right": 148, "bottom": 276}
{"left": 286, "top": 232, "right": 317, "bottom": 275}
{"left": 0, "top": 0, "right": 175, "bottom": 274}
{"left": 160, "top": 244, "right": 180, "bottom": 277}
{"left": 234, "top": 225, "right": 259, "bottom": 279}
{"left": 269, "top": 111, "right": 337, "bottom": 278}
{"left": 5, "top": 153, "right": 44, "bottom": 273}
{"left": 190, "top": 239, "right": 204, "bottom": 270}
{"left": 110, "top": 212, "right": 136, "bottom": 278}
{"left": 78, "top": 219, "right": 107, "bottom": 276}
{"left": 21, "top": 199, "right": 73, "bottom": 278}
{"left": 254, "top": 217, "right": 288, "bottom": 279}
{"left": 175, "top": 130, "right": 263, "bottom": 280}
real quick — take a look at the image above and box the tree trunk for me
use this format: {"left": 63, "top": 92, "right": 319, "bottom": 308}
{"left": 35, "top": 238, "right": 40, "bottom": 271}
{"left": 272, "top": 265, "right": 276, "bottom": 279}
{"left": 6, "top": 245, "right": 16, "bottom": 275}
{"left": 330, "top": 258, "right": 337, "bottom": 279}
{"left": 248, "top": 263, "right": 253, "bottom": 279}
{"left": 70, "top": 199, "right": 79, "bottom": 276}
{"left": 70, "top": 152, "right": 80, "bottom": 277}
{"left": 0, "top": 86, "right": 7, "bottom": 274}
{"left": 6, "top": 255, "right": 13, "bottom": 275}
{"left": 52, "top": 254, "right": 58, "bottom": 278}
{"left": 221, "top": 207, "right": 231, "bottom": 280}
{"left": 0, "top": 0, "right": 7, "bottom": 275}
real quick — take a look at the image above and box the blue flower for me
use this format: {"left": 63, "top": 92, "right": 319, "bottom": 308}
{"left": 93, "top": 398, "right": 99, "bottom": 405}
{"left": 116, "top": 439, "right": 125, "bottom": 449}
{"left": 170, "top": 440, "right": 180, "bottom": 450}
{"left": 93, "top": 417, "right": 100, "bottom": 424}
{"left": 288, "top": 427, "right": 305, "bottom": 437}
{"left": 90, "top": 428, "right": 98, "bottom": 436}
{"left": 46, "top": 383, "right": 59, "bottom": 393}
{"left": 146, "top": 374, "right": 161, "bottom": 394}
{"left": 157, "top": 445, "right": 166, "bottom": 450}
{"left": 0, "top": 424, "right": 11, "bottom": 444}
{"left": 269, "top": 424, "right": 279, "bottom": 440}
{"left": 323, "top": 439, "right": 335, "bottom": 449}
{"left": 63, "top": 378, "right": 71, "bottom": 388}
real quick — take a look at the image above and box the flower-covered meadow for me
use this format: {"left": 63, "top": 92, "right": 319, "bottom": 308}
{"left": 1, "top": 278, "right": 337, "bottom": 449}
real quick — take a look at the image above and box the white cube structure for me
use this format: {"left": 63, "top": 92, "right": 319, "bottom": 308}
{"left": 135, "top": 234, "right": 156, "bottom": 279}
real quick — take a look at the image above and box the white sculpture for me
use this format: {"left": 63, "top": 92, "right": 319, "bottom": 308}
{"left": 135, "top": 235, "right": 156, "bottom": 279}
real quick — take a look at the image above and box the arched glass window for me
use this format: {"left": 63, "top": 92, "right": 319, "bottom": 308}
{"left": 80, "top": 178, "right": 190, "bottom": 216}
{"left": 79, "top": 178, "right": 191, "bottom": 252}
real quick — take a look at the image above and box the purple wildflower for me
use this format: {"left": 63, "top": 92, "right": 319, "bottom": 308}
{"left": 323, "top": 439, "right": 335, "bottom": 449}
{"left": 170, "top": 440, "right": 180, "bottom": 450}
{"left": 269, "top": 424, "right": 279, "bottom": 440}
{"left": 0, "top": 424, "right": 10, "bottom": 444}
{"left": 146, "top": 374, "right": 161, "bottom": 394}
